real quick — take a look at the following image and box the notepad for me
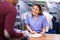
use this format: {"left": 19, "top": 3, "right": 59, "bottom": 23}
{"left": 30, "top": 34, "right": 42, "bottom": 37}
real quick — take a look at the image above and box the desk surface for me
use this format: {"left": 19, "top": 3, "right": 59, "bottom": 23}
{"left": 9, "top": 34, "right": 60, "bottom": 40}
{"left": 29, "top": 34, "right": 60, "bottom": 40}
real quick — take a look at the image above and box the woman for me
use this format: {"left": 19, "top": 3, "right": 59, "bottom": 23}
{"left": 25, "top": 4, "right": 48, "bottom": 36}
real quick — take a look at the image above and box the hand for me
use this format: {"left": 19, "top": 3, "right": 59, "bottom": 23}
{"left": 21, "top": 31, "right": 25, "bottom": 38}
{"left": 30, "top": 31, "right": 37, "bottom": 34}
{"left": 20, "top": 32, "right": 27, "bottom": 40}
{"left": 41, "top": 32, "right": 46, "bottom": 37}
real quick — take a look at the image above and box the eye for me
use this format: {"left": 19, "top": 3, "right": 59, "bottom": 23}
{"left": 33, "top": 8, "right": 37, "bottom": 10}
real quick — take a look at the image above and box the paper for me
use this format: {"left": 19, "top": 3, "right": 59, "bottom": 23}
{"left": 30, "top": 34, "right": 42, "bottom": 37}
{"left": 54, "top": 35, "right": 60, "bottom": 40}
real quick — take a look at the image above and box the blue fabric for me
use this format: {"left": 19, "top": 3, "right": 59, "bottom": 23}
{"left": 25, "top": 13, "right": 48, "bottom": 33}
{"left": 46, "top": 29, "right": 56, "bottom": 34}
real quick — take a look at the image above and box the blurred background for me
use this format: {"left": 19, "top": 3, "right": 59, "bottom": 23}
{"left": 14, "top": 0, "right": 60, "bottom": 34}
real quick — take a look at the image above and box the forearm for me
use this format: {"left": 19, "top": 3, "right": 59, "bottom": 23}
{"left": 26, "top": 25, "right": 32, "bottom": 32}
{"left": 42, "top": 27, "right": 46, "bottom": 33}
{"left": 5, "top": 29, "right": 23, "bottom": 38}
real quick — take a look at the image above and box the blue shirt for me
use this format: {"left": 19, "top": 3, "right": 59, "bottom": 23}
{"left": 25, "top": 13, "right": 48, "bottom": 33}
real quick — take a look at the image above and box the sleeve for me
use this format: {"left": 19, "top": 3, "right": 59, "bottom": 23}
{"left": 24, "top": 15, "right": 29, "bottom": 25}
{"left": 42, "top": 16, "right": 48, "bottom": 28}
{"left": 5, "top": 7, "right": 23, "bottom": 38}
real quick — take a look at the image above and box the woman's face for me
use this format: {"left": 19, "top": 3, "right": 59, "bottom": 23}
{"left": 32, "top": 5, "right": 40, "bottom": 16}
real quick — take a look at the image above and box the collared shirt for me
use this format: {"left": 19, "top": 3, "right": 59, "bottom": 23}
{"left": 25, "top": 13, "right": 48, "bottom": 33}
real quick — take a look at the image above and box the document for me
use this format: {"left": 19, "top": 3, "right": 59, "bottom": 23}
{"left": 30, "top": 34, "right": 42, "bottom": 37}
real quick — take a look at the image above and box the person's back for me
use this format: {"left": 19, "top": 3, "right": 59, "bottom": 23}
{"left": 0, "top": 1, "right": 9, "bottom": 40}
{"left": 0, "top": 0, "right": 23, "bottom": 40}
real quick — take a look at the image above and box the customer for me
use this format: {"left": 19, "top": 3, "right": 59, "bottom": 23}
{"left": 0, "top": 0, "right": 24, "bottom": 40}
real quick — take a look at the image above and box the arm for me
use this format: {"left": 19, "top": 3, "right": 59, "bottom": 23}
{"left": 41, "top": 27, "right": 46, "bottom": 35}
{"left": 26, "top": 25, "right": 32, "bottom": 33}
{"left": 26, "top": 24, "right": 37, "bottom": 34}
{"left": 25, "top": 16, "right": 37, "bottom": 34}
{"left": 41, "top": 16, "right": 48, "bottom": 35}
{"left": 5, "top": 7, "right": 23, "bottom": 38}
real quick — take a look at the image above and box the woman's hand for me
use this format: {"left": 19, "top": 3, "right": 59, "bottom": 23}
{"left": 41, "top": 27, "right": 46, "bottom": 37}
{"left": 30, "top": 31, "right": 37, "bottom": 34}
{"left": 41, "top": 32, "right": 46, "bottom": 37}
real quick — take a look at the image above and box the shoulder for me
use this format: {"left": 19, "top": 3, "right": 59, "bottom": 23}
{"left": 40, "top": 15, "right": 46, "bottom": 20}
{"left": 3, "top": 1, "right": 17, "bottom": 12}
{"left": 3, "top": 1, "right": 17, "bottom": 14}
